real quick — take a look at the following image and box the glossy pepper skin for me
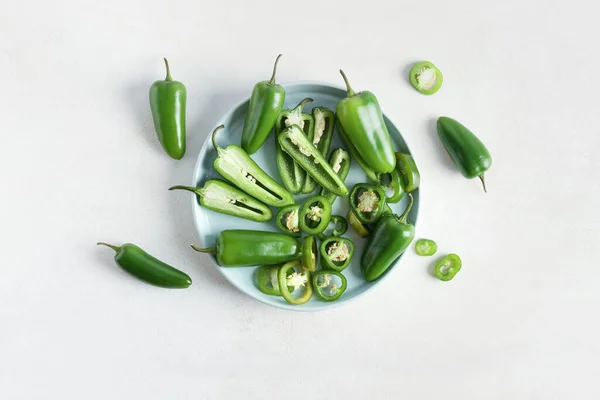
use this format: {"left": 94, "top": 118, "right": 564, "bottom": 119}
{"left": 437, "top": 117, "right": 492, "bottom": 192}
{"left": 191, "top": 230, "right": 301, "bottom": 267}
{"left": 336, "top": 70, "right": 396, "bottom": 173}
{"left": 97, "top": 242, "right": 191, "bottom": 288}
{"left": 361, "top": 193, "right": 415, "bottom": 281}
{"left": 336, "top": 117, "right": 378, "bottom": 182}
{"left": 241, "top": 54, "right": 286, "bottom": 155}
{"left": 149, "top": 58, "right": 186, "bottom": 160}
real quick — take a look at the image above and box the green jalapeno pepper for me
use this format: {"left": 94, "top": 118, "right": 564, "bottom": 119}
{"left": 336, "top": 70, "right": 396, "bottom": 173}
{"left": 320, "top": 148, "right": 351, "bottom": 206}
{"left": 169, "top": 180, "right": 272, "bottom": 223}
{"left": 409, "top": 61, "right": 443, "bottom": 95}
{"left": 349, "top": 183, "right": 386, "bottom": 224}
{"left": 320, "top": 237, "right": 354, "bottom": 272}
{"left": 278, "top": 125, "right": 348, "bottom": 197}
{"left": 347, "top": 210, "right": 369, "bottom": 237}
{"left": 278, "top": 260, "right": 313, "bottom": 305}
{"left": 318, "top": 215, "right": 348, "bottom": 240}
{"left": 275, "top": 98, "right": 314, "bottom": 194}
{"left": 336, "top": 117, "right": 379, "bottom": 182}
{"left": 437, "top": 116, "right": 492, "bottom": 192}
{"left": 241, "top": 54, "right": 286, "bottom": 155}
{"left": 377, "top": 169, "right": 405, "bottom": 204}
{"left": 302, "top": 106, "right": 335, "bottom": 194}
{"left": 434, "top": 253, "right": 462, "bottom": 281}
{"left": 97, "top": 242, "right": 192, "bottom": 288}
{"left": 149, "top": 58, "right": 187, "bottom": 160}
{"left": 299, "top": 195, "right": 332, "bottom": 235}
{"left": 302, "top": 236, "right": 318, "bottom": 272}
{"left": 383, "top": 203, "right": 393, "bottom": 215}
{"left": 191, "top": 229, "right": 301, "bottom": 267}
{"left": 313, "top": 270, "right": 347, "bottom": 302}
{"left": 395, "top": 153, "right": 420, "bottom": 193}
{"left": 361, "top": 193, "right": 415, "bottom": 281}
{"left": 211, "top": 125, "right": 294, "bottom": 207}
{"left": 255, "top": 264, "right": 295, "bottom": 296}
{"left": 275, "top": 204, "right": 301, "bottom": 237}
{"left": 415, "top": 238, "right": 437, "bottom": 256}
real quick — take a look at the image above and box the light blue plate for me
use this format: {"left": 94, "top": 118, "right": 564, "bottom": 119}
{"left": 191, "top": 82, "right": 420, "bottom": 311}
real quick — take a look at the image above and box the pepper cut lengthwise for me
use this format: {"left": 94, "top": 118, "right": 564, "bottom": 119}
{"left": 301, "top": 107, "right": 336, "bottom": 193}
{"left": 320, "top": 148, "right": 351, "bottom": 206}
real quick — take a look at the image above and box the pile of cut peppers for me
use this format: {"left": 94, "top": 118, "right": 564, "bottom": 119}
{"left": 98, "top": 55, "right": 492, "bottom": 304}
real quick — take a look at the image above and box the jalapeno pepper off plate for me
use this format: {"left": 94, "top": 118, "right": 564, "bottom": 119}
{"left": 349, "top": 183, "right": 386, "bottom": 224}
{"left": 302, "top": 106, "right": 335, "bottom": 193}
{"left": 276, "top": 204, "right": 301, "bottom": 237}
{"left": 313, "top": 270, "right": 347, "bottom": 302}
{"left": 211, "top": 125, "right": 294, "bottom": 207}
{"left": 320, "top": 237, "right": 354, "bottom": 272}
{"left": 299, "top": 195, "right": 332, "bottom": 235}
{"left": 169, "top": 180, "right": 272, "bottom": 223}
{"left": 336, "top": 117, "right": 379, "bottom": 182}
{"left": 415, "top": 239, "right": 437, "bottom": 256}
{"left": 278, "top": 260, "right": 313, "bottom": 305}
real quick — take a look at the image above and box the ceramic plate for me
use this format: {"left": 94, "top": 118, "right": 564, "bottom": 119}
{"left": 191, "top": 82, "right": 420, "bottom": 311}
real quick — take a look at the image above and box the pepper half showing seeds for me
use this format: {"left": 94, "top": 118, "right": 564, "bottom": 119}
{"left": 276, "top": 204, "right": 302, "bottom": 237}
{"left": 409, "top": 61, "right": 443, "bottom": 95}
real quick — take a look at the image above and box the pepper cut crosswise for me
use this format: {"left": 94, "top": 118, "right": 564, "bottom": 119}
{"left": 299, "top": 195, "right": 332, "bottom": 235}
{"left": 320, "top": 148, "right": 351, "bottom": 206}
{"left": 409, "top": 61, "right": 443, "bottom": 95}
{"left": 276, "top": 204, "right": 301, "bottom": 237}
{"left": 320, "top": 237, "right": 354, "bottom": 272}
{"left": 434, "top": 253, "right": 462, "bottom": 281}
{"left": 349, "top": 183, "right": 386, "bottom": 224}
{"left": 278, "top": 260, "right": 313, "bottom": 305}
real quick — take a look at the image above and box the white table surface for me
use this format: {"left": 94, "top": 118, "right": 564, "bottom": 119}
{"left": 2, "top": 0, "right": 599, "bottom": 398}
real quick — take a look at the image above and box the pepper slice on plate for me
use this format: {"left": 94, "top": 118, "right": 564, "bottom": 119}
{"left": 415, "top": 238, "right": 438, "bottom": 256}
{"left": 376, "top": 169, "right": 405, "bottom": 204}
{"left": 349, "top": 183, "right": 386, "bottom": 224}
{"left": 299, "top": 195, "right": 332, "bottom": 235}
{"left": 211, "top": 125, "right": 294, "bottom": 207}
{"left": 191, "top": 230, "right": 301, "bottom": 267}
{"left": 301, "top": 236, "right": 318, "bottom": 272}
{"left": 320, "top": 237, "right": 354, "bottom": 272}
{"left": 302, "top": 106, "right": 335, "bottom": 194}
{"left": 278, "top": 260, "right": 313, "bottom": 305}
{"left": 347, "top": 210, "right": 370, "bottom": 238}
{"left": 275, "top": 204, "right": 301, "bottom": 237}
{"left": 434, "top": 254, "right": 462, "bottom": 281}
{"left": 320, "top": 148, "right": 351, "bottom": 206}
{"left": 318, "top": 215, "right": 348, "bottom": 240}
{"left": 313, "top": 270, "right": 347, "bottom": 302}
{"left": 275, "top": 98, "right": 314, "bottom": 194}
{"left": 169, "top": 180, "right": 273, "bottom": 223}
{"left": 241, "top": 54, "right": 286, "bottom": 155}
{"left": 409, "top": 61, "right": 443, "bottom": 95}
{"left": 278, "top": 125, "right": 349, "bottom": 197}
{"left": 395, "top": 153, "right": 420, "bottom": 193}
{"left": 256, "top": 264, "right": 296, "bottom": 296}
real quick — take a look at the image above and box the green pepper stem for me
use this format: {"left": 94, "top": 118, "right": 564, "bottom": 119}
{"left": 211, "top": 125, "right": 225, "bottom": 152}
{"left": 97, "top": 242, "right": 121, "bottom": 252}
{"left": 339, "top": 70, "right": 355, "bottom": 96}
{"left": 397, "top": 193, "right": 414, "bottom": 223}
{"left": 190, "top": 244, "right": 216, "bottom": 254}
{"left": 294, "top": 97, "right": 314, "bottom": 113}
{"left": 163, "top": 58, "right": 172, "bottom": 81}
{"left": 268, "top": 54, "right": 283, "bottom": 85}
{"left": 479, "top": 174, "right": 487, "bottom": 193}
{"left": 169, "top": 185, "right": 203, "bottom": 196}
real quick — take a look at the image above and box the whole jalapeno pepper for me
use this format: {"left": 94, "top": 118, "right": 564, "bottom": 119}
{"left": 318, "top": 215, "right": 348, "bottom": 240}
{"left": 361, "top": 193, "right": 415, "bottom": 281}
{"left": 191, "top": 230, "right": 302, "bottom": 267}
{"left": 437, "top": 116, "right": 492, "bottom": 192}
{"left": 299, "top": 195, "right": 332, "bottom": 235}
{"left": 313, "top": 270, "right": 347, "bottom": 302}
{"left": 275, "top": 98, "right": 314, "bottom": 194}
{"left": 320, "top": 148, "right": 351, "bottom": 206}
{"left": 320, "top": 237, "right": 354, "bottom": 272}
{"left": 149, "top": 58, "right": 187, "bottom": 160}
{"left": 278, "top": 260, "right": 313, "bottom": 305}
{"left": 275, "top": 204, "right": 301, "bottom": 237}
{"left": 336, "top": 70, "right": 396, "bottom": 173}
{"left": 336, "top": 117, "right": 379, "bottom": 182}
{"left": 97, "top": 242, "right": 192, "bottom": 288}
{"left": 349, "top": 183, "right": 387, "bottom": 224}
{"left": 241, "top": 54, "right": 286, "bottom": 155}
{"left": 169, "top": 180, "right": 273, "bottom": 223}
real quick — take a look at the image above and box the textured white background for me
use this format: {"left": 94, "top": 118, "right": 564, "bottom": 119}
{"left": 1, "top": 0, "right": 599, "bottom": 398}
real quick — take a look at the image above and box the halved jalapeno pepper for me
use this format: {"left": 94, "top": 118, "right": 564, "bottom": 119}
{"left": 318, "top": 215, "right": 348, "bottom": 240}
{"left": 376, "top": 170, "right": 405, "bottom": 204}
{"left": 395, "top": 153, "right": 420, "bottom": 193}
{"left": 276, "top": 204, "right": 301, "bottom": 237}
{"left": 302, "top": 236, "right": 318, "bottom": 272}
{"left": 313, "top": 270, "right": 347, "bottom": 302}
{"left": 321, "top": 148, "right": 351, "bottom": 207}
{"left": 415, "top": 238, "right": 437, "bottom": 256}
{"left": 299, "top": 195, "right": 332, "bottom": 235}
{"left": 348, "top": 210, "right": 369, "bottom": 237}
{"left": 320, "top": 237, "right": 354, "bottom": 272}
{"left": 349, "top": 183, "right": 386, "bottom": 224}
{"left": 278, "top": 260, "right": 313, "bottom": 305}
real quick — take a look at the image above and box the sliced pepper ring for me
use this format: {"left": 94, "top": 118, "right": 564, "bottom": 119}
{"left": 302, "top": 236, "right": 318, "bottom": 272}
{"left": 349, "top": 183, "right": 386, "bottom": 224}
{"left": 313, "top": 270, "right": 347, "bottom": 302}
{"left": 318, "top": 215, "right": 348, "bottom": 240}
{"left": 415, "top": 238, "right": 438, "bottom": 256}
{"left": 320, "top": 237, "right": 354, "bottom": 272}
{"left": 256, "top": 264, "right": 295, "bottom": 296}
{"left": 299, "top": 195, "right": 332, "bottom": 235}
{"left": 277, "top": 260, "right": 313, "bottom": 305}
{"left": 376, "top": 170, "right": 405, "bottom": 204}
{"left": 347, "top": 210, "right": 369, "bottom": 237}
{"left": 395, "top": 153, "right": 420, "bottom": 193}
{"left": 276, "top": 204, "right": 301, "bottom": 237}
{"left": 409, "top": 61, "right": 443, "bottom": 95}
{"left": 434, "top": 253, "right": 461, "bottom": 281}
